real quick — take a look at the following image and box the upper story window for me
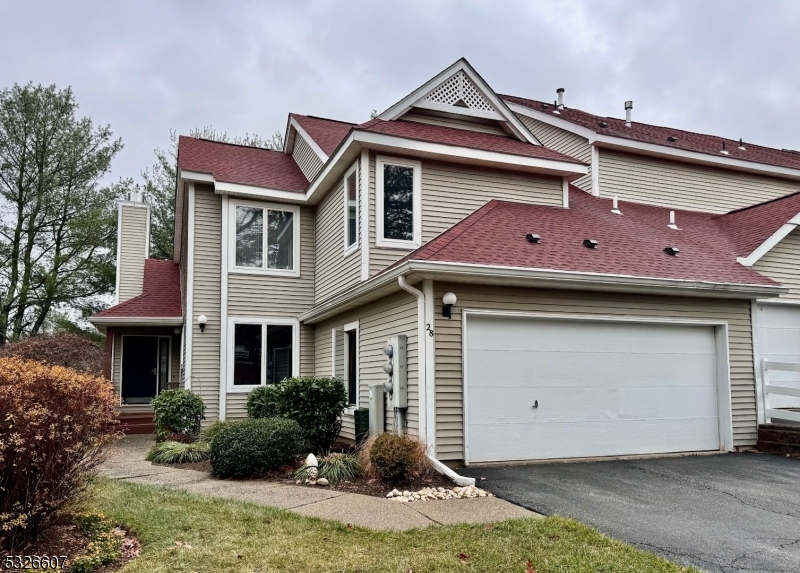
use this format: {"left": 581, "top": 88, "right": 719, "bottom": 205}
{"left": 375, "top": 155, "right": 421, "bottom": 249}
{"left": 344, "top": 164, "right": 358, "bottom": 255}
{"left": 230, "top": 200, "right": 300, "bottom": 277}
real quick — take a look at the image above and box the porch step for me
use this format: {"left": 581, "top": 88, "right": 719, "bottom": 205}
{"left": 757, "top": 423, "right": 800, "bottom": 457}
{"left": 115, "top": 413, "right": 155, "bottom": 435}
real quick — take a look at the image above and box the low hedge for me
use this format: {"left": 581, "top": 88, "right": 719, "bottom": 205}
{"left": 209, "top": 418, "right": 304, "bottom": 479}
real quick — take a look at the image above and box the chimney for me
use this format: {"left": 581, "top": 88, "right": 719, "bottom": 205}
{"left": 624, "top": 101, "right": 633, "bottom": 127}
{"left": 557, "top": 88, "right": 565, "bottom": 110}
{"left": 115, "top": 193, "right": 151, "bottom": 304}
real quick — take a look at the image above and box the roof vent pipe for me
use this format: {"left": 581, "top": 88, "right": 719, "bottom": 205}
{"left": 552, "top": 100, "right": 560, "bottom": 115}
{"left": 557, "top": 88, "right": 565, "bottom": 110}
{"left": 624, "top": 100, "right": 633, "bottom": 127}
{"left": 668, "top": 210, "right": 680, "bottom": 230}
{"left": 611, "top": 195, "right": 622, "bottom": 215}
{"left": 738, "top": 138, "right": 746, "bottom": 151}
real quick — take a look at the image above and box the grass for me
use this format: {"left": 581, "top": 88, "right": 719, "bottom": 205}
{"left": 86, "top": 479, "right": 699, "bottom": 573}
{"left": 144, "top": 441, "right": 210, "bottom": 464}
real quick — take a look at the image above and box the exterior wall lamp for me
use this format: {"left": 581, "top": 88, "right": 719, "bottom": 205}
{"left": 442, "top": 292, "right": 457, "bottom": 319}
{"left": 197, "top": 314, "right": 207, "bottom": 332}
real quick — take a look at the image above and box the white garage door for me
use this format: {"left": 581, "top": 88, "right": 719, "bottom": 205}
{"left": 465, "top": 315, "right": 722, "bottom": 463}
{"left": 756, "top": 303, "right": 800, "bottom": 411}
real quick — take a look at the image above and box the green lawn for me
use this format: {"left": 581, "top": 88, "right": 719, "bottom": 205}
{"left": 89, "top": 479, "right": 698, "bottom": 573}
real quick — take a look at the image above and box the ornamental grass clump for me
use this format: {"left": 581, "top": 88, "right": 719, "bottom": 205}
{"left": 145, "top": 441, "right": 210, "bottom": 465}
{"left": 363, "top": 433, "right": 432, "bottom": 484}
{"left": 0, "top": 357, "right": 118, "bottom": 552}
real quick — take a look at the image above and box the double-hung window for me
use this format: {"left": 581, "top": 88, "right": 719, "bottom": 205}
{"left": 333, "top": 322, "right": 359, "bottom": 408}
{"left": 231, "top": 201, "right": 300, "bottom": 276}
{"left": 343, "top": 164, "right": 358, "bottom": 255}
{"left": 228, "top": 317, "right": 299, "bottom": 391}
{"left": 375, "top": 156, "right": 421, "bottom": 249}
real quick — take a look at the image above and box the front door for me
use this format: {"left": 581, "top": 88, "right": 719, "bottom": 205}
{"left": 122, "top": 336, "right": 159, "bottom": 404}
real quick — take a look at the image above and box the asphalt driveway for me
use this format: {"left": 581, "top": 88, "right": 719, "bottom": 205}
{"left": 463, "top": 453, "right": 800, "bottom": 573}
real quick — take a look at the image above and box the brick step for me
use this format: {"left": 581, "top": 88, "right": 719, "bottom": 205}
{"left": 115, "top": 413, "right": 155, "bottom": 435}
{"left": 756, "top": 440, "right": 800, "bottom": 457}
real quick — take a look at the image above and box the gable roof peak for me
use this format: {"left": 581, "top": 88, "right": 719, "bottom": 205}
{"left": 377, "top": 58, "right": 541, "bottom": 145}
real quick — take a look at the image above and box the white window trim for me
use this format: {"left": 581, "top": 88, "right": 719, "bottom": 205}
{"left": 228, "top": 199, "right": 301, "bottom": 277}
{"left": 227, "top": 316, "right": 300, "bottom": 393}
{"left": 375, "top": 155, "right": 422, "bottom": 249}
{"left": 342, "top": 162, "right": 360, "bottom": 257}
{"left": 331, "top": 320, "right": 360, "bottom": 413}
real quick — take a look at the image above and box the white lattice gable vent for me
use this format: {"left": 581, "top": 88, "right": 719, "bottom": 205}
{"left": 421, "top": 71, "right": 498, "bottom": 113}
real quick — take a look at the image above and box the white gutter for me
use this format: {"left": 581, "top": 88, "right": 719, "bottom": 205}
{"left": 397, "top": 275, "right": 475, "bottom": 488}
{"left": 89, "top": 316, "right": 184, "bottom": 327}
{"left": 737, "top": 212, "right": 800, "bottom": 267}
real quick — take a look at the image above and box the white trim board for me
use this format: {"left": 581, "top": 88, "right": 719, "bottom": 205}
{"left": 227, "top": 199, "right": 301, "bottom": 278}
{"left": 342, "top": 161, "right": 359, "bottom": 257}
{"left": 185, "top": 183, "right": 196, "bottom": 389}
{"left": 737, "top": 212, "right": 800, "bottom": 267}
{"left": 219, "top": 195, "right": 229, "bottom": 420}
{"left": 287, "top": 116, "right": 329, "bottom": 163}
{"left": 460, "top": 309, "right": 734, "bottom": 465}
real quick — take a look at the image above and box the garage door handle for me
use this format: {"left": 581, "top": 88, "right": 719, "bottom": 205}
{"left": 532, "top": 400, "right": 538, "bottom": 409}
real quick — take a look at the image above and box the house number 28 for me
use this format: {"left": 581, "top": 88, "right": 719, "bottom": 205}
{"left": 426, "top": 323, "right": 434, "bottom": 337}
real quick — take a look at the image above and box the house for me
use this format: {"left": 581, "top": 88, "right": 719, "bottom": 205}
{"left": 90, "top": 58, "right": 800, "bottom": 465}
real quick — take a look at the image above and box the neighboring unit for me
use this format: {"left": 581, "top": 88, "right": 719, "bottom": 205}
{"left": 92, "top": 58, "right": 800, "bottom": 465}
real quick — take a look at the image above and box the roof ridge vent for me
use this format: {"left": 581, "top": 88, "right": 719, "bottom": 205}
{"left": 668, "top": 210, "right": 680, "bottom": 230}
{"left": 611, "top": 195, "right": 622, "bottom": 215}
{"left": 624, "top": 100, "right": 633, "bottom": 127}
{"left": 583, "top": 239, "right": 598, "bottom": 249}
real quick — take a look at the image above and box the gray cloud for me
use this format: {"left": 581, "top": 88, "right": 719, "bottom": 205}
{"left": 2, "top": 0, "right": 798, "bottom": 182}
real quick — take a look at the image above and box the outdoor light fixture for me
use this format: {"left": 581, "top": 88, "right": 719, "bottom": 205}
{"left": 442, "top": 292, "right": 457, "bottom": 319}
{"left": 197, "top": 315, "right": 207, "bottom": 332}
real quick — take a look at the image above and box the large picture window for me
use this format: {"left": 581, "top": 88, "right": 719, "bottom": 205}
{"left": 375, "top": 156, "right": 421, "bottom": 249}
{"left": 231, "top": 201, "right": 299, "bottom": 276}
{"left": 229, "top": 318, "right": 299, "bottom": 390}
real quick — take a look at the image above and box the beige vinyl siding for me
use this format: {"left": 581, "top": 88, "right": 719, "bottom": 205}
{"left": 400, "top": 109, "right": 509, "bottom": 136}
{"left": 433, "top": 283, "right": 756, "bottom": 461}
{"left": 752, "top": 229, "right": 800, "bottom": 300}
{"left": 516, "top": 114, "right": 592, "bottom": 192}
{"left": 189, "top": 185, "right": 222, "bottom": 421}
{"left": 117, "top": 204, "right": 148, "bottom": 303}
{"left": 314, "top": 291, "right": 418, "bottom": 440}
{"left": 314, "top": 172, "right": 361, "bottom": 303}
{"left": 599, "top": 149, "right": 800, "bottom": 213}
{"left": 225, "top": 206, "right": 316, "bottom": 419}
{"left": 368, "top": 153, "right": 565, "bottom": 276}
{"left": 292, "top": 133, "right": 324, "bottom": 181}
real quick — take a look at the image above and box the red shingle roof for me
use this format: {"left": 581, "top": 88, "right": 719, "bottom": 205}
{"left": 715, "top": 191, "right": 800, "bottom": 257}
{"left": 291, "top": 114, "right": 354, "bottom": 156}
{"left": 95, "top": 260, "right": 182, "bottom": 319}
{"left": 503, "top": 94, "right": 800, "bottom": 172}
{"left": 392, "top": 188, "right": 778, "bottom": 287}
{"left": 178, "top": 136, "right": 308, "bottom": 193}
{"left": 356, "top": 119, "right": 586, "bottom": 165}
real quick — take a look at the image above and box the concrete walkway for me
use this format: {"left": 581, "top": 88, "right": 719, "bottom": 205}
{"left": 100, "top": 435, "right": 537, "bottom": 531}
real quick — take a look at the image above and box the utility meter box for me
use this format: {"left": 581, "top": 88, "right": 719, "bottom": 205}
{"left": 382, "top": 335, "right": 408, "bottom": 409}
{"left": 368, "top": 385, "right": 385, "bottom": 435}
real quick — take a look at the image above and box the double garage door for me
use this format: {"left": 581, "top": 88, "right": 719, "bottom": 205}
{"left": 465, "top": 315, "right": 723, "bottom": 464}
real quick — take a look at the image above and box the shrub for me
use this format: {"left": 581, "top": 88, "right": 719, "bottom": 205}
{"left": 151, "top": 389, "right": 205, "bottom": 442}
{"left": 246, "top": 384, "right": 282, "bottom": 419}
{"left": 70, "top": 512, "right": 122, "bottom": 573}
{"left": 145, "top": 441, "right": 210, "bottom": 465}
{"left": 198, "top": 421, "right": 233, "bottom": 445}
{"left": 273, "top": 377, "right": 347, "bottom": 453}
{"left": 0, "top": 358, "right": 117, "bottom": 552}
{"left": 367, "top": 433, "right": 432, "bottom": 484}
{"left": 0, "top": 333, "right": 105, "bottom": 376}
{"left": 209, "top": 418, "right": 304, "bottom": 479}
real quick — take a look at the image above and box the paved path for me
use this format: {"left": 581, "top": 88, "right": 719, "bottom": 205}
{"left": 100, "top": 435, "right": 536, "bottom": 531}
{"left": 463, "top": 453, "right": 800, "bottom": 573}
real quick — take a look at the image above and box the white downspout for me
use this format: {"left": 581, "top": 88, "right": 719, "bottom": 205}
{"left": 397, "top": 275, "right": 475, "bottom": 487}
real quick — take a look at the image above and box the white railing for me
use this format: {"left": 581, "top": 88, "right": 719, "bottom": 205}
{"left": 761, "top": 359, "right": 800, "bottom": 424}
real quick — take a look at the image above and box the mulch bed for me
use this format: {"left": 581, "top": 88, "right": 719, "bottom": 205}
{"left": 6, "top": 519, "right": 138, "bottom": 573}
{"left": 165, "top": 441, "right": 456, "bottom": 498}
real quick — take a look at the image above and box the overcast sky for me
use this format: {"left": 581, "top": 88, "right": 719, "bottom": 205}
{"left": 1, "top": 0, "right": 799, "bottom": 183}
